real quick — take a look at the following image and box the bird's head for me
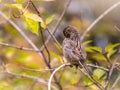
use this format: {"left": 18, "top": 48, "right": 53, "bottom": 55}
{"left": 63, "top": 25, "right": 79, "bottom": 38}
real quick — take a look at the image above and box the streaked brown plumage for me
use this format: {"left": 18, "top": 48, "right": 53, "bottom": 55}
{"left": 62, "top": 25, "right": 92, "bottom": 75}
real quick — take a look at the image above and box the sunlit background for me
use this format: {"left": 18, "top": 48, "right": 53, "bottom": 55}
{"left": 0, "top": 0, "right": 120, "bottom": 90}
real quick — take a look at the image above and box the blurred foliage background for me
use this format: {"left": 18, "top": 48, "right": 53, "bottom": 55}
{"left": 0, "top": 0, "right": 120, "bottom": 90}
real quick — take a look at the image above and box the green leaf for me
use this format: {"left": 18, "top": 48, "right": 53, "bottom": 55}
{"left": 5, "top": 4, "right": 23, "bottom": 10}
{"left": 26, "top": 18, "right": 39, "bottom": 35}
{"left": 45, "top": 15, "right": 55, "bottom": 25}
{"left": 107, "top": 49, "right": 117, "bottom": 58}
{"left": 83, "top": 40, "right": 92, "bottom": 45}
{"left": 85, "top": 46, "right": 102, "bottom": 53}
{"left": 84, "top": 77, "right": 92, "bottom": 85}
{"left": 105, "top": 43, "right": 120, "bottom": 52}
{"left": 90, "top": 46, "right": 102, "bottom": 53}
{"left": 93, "top": 69, "right": 105, "bottom": 79}
{"left": 24, "top": 12, "right": 44, "bottom": 22}
{"left": 92, "top": 54, "right": 106, "bottom": 61}
{"left": 85, "top": 47, "right": 95, "bottom": 53}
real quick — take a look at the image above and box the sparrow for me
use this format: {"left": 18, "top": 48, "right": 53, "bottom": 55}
{"left": 62, "top": 25, "right": 92, "bottom": 75}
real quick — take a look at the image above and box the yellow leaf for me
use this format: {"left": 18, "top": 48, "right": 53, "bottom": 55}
{"left": 24, "top": 12, "right": 44, "bottom": 22}
{"left": 45, "top": 15, "right": 55, "bottom": 25}
{"left": 5, "top": 4, "right": 23, "bottom": 10}
{"left": 26, "top": 18, "right": 39, "bottom": 35}
{"left": 41, "top": 22, "right": 47, "bottom": 29}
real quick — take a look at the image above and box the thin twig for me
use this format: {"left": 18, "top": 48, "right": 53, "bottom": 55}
{"left": 30, "top": 0, "right": 62, "bottom": 49}
{"left": 40, "top": 0, "right": 72, "bottom": 51}
{"left": 78, "top": 61, "right": 104, "bottom": 89}
{"left": 87, "top": 64, "right": 109, "bottom": 72}
{"left": 13, "top": 0, "right": 30, "bottom": 18}
{"left": 48, "top": 63, "right": 70, "bottom": 90}
{"left": 78, "top": 67, "right": 104, "bottom": 90}
{"left": 115, "top": 26, "right": 120, "bottom": 32}
{"left": 104, "top": 56, "right": 119, "bottom": 89}
{"left": 31, "top": 0, "right": 62, "bottom": 49}
{"left": 39, "top": 22, "right": 51, "bottom": 63}
{"left": 30, "top": 1, "right": 63, "bottom": 89}
{"left": 81, "top": 1, "right": 120, "bottom": 41}
{"left": 22, "top": 67, "right": 55, "bottom": 72}
{"left": 0, "top": 42, "right": 39, "bottom": 52}
{"left": 110, "top": 74, "right": 120, "bottom": 90}
{"left": 46, "top": 28, "right": 62, "bottom": 49}
{"left": 30, "top": 0, "right": 51, "bottom": 63}
{"left": 30, "top": 0, "right": 71, "bottom": 89}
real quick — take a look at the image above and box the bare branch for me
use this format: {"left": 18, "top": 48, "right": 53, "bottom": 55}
{"left": 40, "top": 0, "right": 72, "bottom": 51}
{"left": 110, "top": 74, "right": 120, "bottom": 90}
{"left": 87, "top": 64, "right": 109, "bottom": 72}
{"left": 48, "top": 63, "right": 70, "bottom": 90}
{"left": 77, "top": 61, "right": 104, "bottom": 89}
{"left": 29, "top": 0, "right": 62, "bottom": 49}
{"left": 104, "top": 56, "right": 119, "bottom": 89}
{"left": 78, "top": 67, "right": 104, "bottom": 90}
{"left": 29, "top": 0, "right": 51, "bottom": 63}
{"left": 22, "top": 67, "right": 56, "bottom": 72}
{"left": 115, "top": 26, "right": 120, "bottom": 32}
{"left": 46, "top": 28, "right": 62, "bottom": 49}
{"left": 0, "top": 42, "right": 40, "bottom": 52}
{"left": 81, "top": 1, "right": 120, "bottom": 41}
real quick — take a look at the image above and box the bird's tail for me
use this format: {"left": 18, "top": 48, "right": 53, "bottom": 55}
{"left": 79, "top": 61, "right": 93, "bottom": 76}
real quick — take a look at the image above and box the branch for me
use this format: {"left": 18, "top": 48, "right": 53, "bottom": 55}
{"left": 48, "top": 63, "right": 70, "bottom": 90}
{"left": 29, "top": 0, "right": 62, "bottom": 49}
{"left": 104, "top": 56, "right": 119, "bottom": 89}
{"left": 87, "top": 64, "right": 109, "bottom": 72}
{"left": 78, "top": 67, "right": 104, "bottom": 90}
{"left": 0, "top": 42, "right": 40, "bottom": 52}
{"left": 29, "top": 1, "right": 65, "bottom": 88}
{"left": 115, "top": 26, "right": 120, "bottom": 32}
{"left": 46, "top": 28, "right": 62, "bottom": 49}
{"left": 29, "top": 0, "right": 51, "bottom": 64}
{"left": 22, "top": 67, "right": 55, "bottom": 72}
{"left": 40, "top": 0, "right": 72, "bottom": 51}
{"left": 81, "top": 1, "right": 120, "bottom": 41}
{"left": 110, "top": 74, "right": 120, "bottom": 90}
{"left": 31, "top": 0, "right": 71, "bottom": 88}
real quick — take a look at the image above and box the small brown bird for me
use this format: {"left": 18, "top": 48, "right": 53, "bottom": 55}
{"left": 62, "top": 25, "right": 92, "bottom": 75}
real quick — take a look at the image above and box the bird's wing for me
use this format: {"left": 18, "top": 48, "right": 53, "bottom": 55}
{"left": 63, "top": 39, "right": 79, "bottom": 61}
